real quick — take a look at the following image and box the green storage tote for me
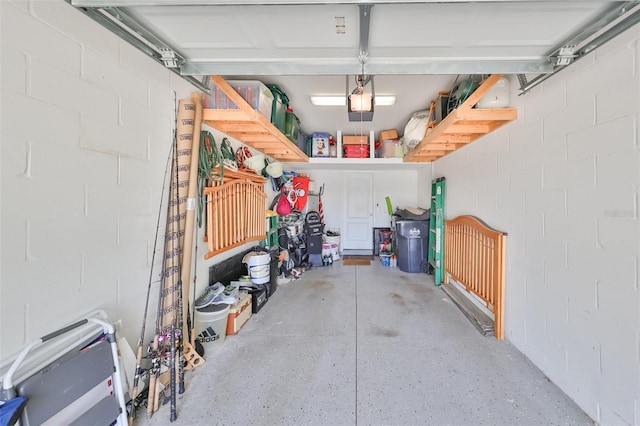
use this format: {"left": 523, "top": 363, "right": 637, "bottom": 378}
{"left": 284, "top": 109, "right": 301, "bottom": 142}
{"left": 266, "top": 84, "right": 289, "bottom": 133}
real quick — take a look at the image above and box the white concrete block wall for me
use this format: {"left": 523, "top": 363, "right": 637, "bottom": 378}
{"left": 297, "top": 169, "right": 343, "bottom": 234}
{"left": 0, "top": 0, "right": 202, "bottom": 359}
{"left": 373, "top": 170, "right": 421, "bottom": 227}
{"left": 297, "top": 168, "right": 429, "bottom": 238}
{"left": 433, "top": 24, "right": 640, "bottom": 425}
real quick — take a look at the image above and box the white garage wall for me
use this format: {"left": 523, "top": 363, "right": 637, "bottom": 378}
{"left": 0, "top": 0, "right": 258, "bottom": 360}
{"left": 0, "top": 0, "right": 429, "bottom": 361}
{"left": 433, "top": 26, "right": 640, "bottom": 425}
{"left": 299, "top": 167, "right": 431, "bottom": 239}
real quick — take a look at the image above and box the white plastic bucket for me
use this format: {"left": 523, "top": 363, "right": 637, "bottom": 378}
{"left": 245, "top": 253, "right": 271, "bottom": 284}
{"left": 195, "top": 304, "right": 230, "bottom": 355}
{"left": 324, "top": 235, "right": 341, "bottom": 259}
{"left": 322, "top": 242, "right": 340, "bottom": 261}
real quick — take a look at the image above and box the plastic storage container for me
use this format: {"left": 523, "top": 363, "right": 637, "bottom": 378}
{"left": 377, "top": 140, "right": 396, "bottom": 158}
{"left": 203, "top": 84, "right": 236, "bottom": 110}
{"left": 296, "top": 130, "right": 307, "bottom": 153}
{"left": 284, "top": 108, "right": 300, "bottom": 142}
{"left": 395, "top": 219, "right": 430, "bottom": 273}
{"left": 226, "top": 80, "right": 274, "bottom": 120}
{"left": 267, "top": 84, "right": 289, "bottom": 133}
{"left": 195, "top": 303, "right": 230, "bottom": 354}
{"left": 477, "top": 76, "right": 510, "bottom": 108}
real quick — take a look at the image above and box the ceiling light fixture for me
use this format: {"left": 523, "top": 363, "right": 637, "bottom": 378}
{"left": 309, "top": 96, "right": 346, "bottom": 106}
{"left": 309, "top": 95, "right": 396, "bottom": 107}
{"left": 347, "top": 73, "right": 374, "bottom": 121}
{"left": 349, "top": 93, "right": 372, "bottom": 112}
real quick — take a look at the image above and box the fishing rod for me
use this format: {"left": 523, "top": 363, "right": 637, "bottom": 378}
{"left": 168, "top": 106, "right": 184, "bottom": 422}
{"left": 148, "top": 97, "right": 184, "bottom": 418}
{"left": 128, "top": 130, "right": 174, "bottom": 426}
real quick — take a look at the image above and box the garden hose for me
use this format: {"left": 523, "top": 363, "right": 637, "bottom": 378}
{"left": 198, "top": 131, "right": 222, "bottom": 227}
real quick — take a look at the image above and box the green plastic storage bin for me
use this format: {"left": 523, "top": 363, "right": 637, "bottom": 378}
{"left": 266, "top": 84, "right": 289, "bottom": 133}
{"left": 284, "top": 109, "right": 300, "bottom": 142}
{"left": 304, "top": 135, "right": 313, "bottom": 157}
{"left": 296, "top": 130, "right": 307, "bottom": 153}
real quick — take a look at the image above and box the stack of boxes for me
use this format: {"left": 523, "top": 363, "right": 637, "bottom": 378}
{"left": 343, "top": 135, "right": 369, "bottom": 158}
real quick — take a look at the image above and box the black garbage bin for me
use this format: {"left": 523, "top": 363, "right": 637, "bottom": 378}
{"left": 395, "top": 219, "right": 430, "bottom": 273}
{"left": 268, "top": 246, "right": 279, "bottom": 297}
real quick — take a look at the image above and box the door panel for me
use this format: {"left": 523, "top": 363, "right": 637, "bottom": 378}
{"left": 342, "top": 172, "right": 373, "bottom": 250}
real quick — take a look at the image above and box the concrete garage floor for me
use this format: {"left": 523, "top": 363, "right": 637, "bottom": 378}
{"left": 139, "top": 260, "right": 593, "bottom": 426}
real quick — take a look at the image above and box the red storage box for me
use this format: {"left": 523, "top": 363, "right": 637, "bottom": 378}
{"left": 344, "top": 145, "right": 370, "bottom": 158}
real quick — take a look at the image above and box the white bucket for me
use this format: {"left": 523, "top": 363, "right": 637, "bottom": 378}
{"left": 324, "top": 235, "right": 341, "bottom": 258}
{"left": 322, "top": 242, "right": 340, "bottom": 261}
{"left": 245, "top": 253, "right": 271, "bottom": 284}
{"left": 194, "top": 304, "right": 230, "bottom": 355}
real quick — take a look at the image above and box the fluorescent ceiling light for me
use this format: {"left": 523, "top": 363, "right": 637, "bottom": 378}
{"left": 375, "top": 96, "right": 396, "bottom": 106}
{"left": 309, "top": 96, "right": 346, "bottom": 106}
{"left": 310, "top": 95, "right": 396, "bottom": 106}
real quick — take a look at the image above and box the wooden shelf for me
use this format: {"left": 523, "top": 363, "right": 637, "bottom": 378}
{"left": 404, "top": 74, "right": 517, "bottom": 163}
{"left": 202, "top": 76, "right": 309, "bottom": 163}
{"left": 203, "top": 75, "right": 515, "bottom": 165}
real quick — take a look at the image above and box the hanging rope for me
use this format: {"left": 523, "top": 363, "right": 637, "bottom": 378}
{"left": 198, "top": 130, "right": 221, "bottom": 227}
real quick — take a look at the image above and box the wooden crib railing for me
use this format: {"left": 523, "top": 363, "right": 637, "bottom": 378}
{"left": 444, "top": 215, "right": 507, "bottom": 339}
{"left": 204, "top": 178, "right": 266, "bottom": 259}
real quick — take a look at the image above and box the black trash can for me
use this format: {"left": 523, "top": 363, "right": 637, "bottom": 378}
{"left": 268, "top": 247, "right": 279, "bottom": 297}
{"left": 395, "top": 219, "right": 430, "bottom": 273}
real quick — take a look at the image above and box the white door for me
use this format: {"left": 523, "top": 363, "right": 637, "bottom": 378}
{"left": 341, "top": 172, "right": 373, "bottom": 251}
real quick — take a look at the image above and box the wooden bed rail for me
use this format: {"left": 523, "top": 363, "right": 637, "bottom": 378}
{"left": 444, "top": 215, "right": 507, "bottom": 339}
{"left": 204, "top": 178, "right": 266, "bottom": 259}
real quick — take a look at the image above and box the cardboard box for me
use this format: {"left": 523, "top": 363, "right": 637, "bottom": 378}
{"left": 312, "top": 132, "right": 329, "bottom": 157}
{"left": 342, "top": 135, "right": 368, "bottom": 145}
{"left": 226, "top": 291, "right": 252, "bottom": 335}
{"left": 379, "top": 129, "right": 398, "bottom": 141}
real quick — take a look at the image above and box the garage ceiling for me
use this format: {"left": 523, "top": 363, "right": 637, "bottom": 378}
{"left": 71, "top": 1, "right": 640, "bottom": 80}
{"left": 69, "top": 1, "right": 640, "bottom": 143}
